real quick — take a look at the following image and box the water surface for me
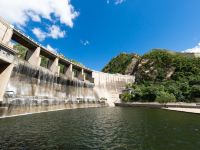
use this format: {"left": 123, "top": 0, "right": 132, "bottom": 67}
{"left": 0, "top": 107, "right": 200, "bottom": 150}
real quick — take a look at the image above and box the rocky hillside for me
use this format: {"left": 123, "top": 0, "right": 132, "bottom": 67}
{"left": 102, "top": 49, "right": 200, "bottom": 83}
{"left": 102, "top": 53, "right": 140, "bottom": 75}
{"left": 135, "top": 49, "right": 200, "bottom": 83}
{"left": 103, "top": 49, "right": 200, "bottom": 103}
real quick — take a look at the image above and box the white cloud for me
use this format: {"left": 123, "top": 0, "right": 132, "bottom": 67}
{"left": 115, "top": 0, "right": 126, "bottom": 5}
{"left": 46, "top": 44, "right": 58, "bottom": 53}
{"left": 80, "top": 40, "right": 90, "bottom": 46}
{"left": 32, "top": 25, "right": 66, "bottom": 41}
{"left": 182, "top": 42, "right": 200, "bottom": 53}
{"left": 27, "top": 12, "right": 41, "bottom": 22}
{"left": 106, "top": 0, "right": 126, "bottom": 5}
{"left": 48, "top": 25, "right": 66, "bottom": 39}
{"left": 0, "top": 0, "right": 79, "bottom": 27}
{"left": 32, "top": 28, "right": 46, "bottom": 41}
{"left": 0, "top": 0, "right": 78, "bottom": 41}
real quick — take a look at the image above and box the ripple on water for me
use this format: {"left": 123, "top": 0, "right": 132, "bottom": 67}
{"left": 0, "top": 107, "right": 200, "bottom": 149}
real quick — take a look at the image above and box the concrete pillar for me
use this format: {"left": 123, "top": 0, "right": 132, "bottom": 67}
{"left": 64, "top": 63, "right": 73, "bottom": 80}
{"left": 78, "top": 68, "right": 85, "bottom": 81}
{"left": 0, "top": 63, "right": 14, "bottom": 101}
{"left": 48, "top": 57, "right": 60, "bottom": 75}
{"left": 1, "top": 28, "right": 13, "bottom": 45}
{"left": 0, "top": 18, "right": 13, "bottom": 48}
{"left": 26, "top": 47, "right": 41, "bottom": 66}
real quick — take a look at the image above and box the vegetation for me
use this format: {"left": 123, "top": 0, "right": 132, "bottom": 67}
{"left": 40, "top": 56, "right": 49, "bottom": 68}
{"left": 102, "top": 53, "right": 138, "bottom": 74}
{"left": 14, "top": 43, "right": 28, "bottom": 59}
{"left": 59, "top": 64, "right": 65, "bottom": 74}
{"left": 111, "top": 49, "right": 200, "bottom": 103}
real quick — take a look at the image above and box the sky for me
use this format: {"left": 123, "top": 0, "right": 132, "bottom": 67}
{"left": 0, "top": 0, "right": 200, "bottom": 70}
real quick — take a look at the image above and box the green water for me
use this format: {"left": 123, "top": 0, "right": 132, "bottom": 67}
{"left": 0, "top": 107, "right": 200, "bottom": 150}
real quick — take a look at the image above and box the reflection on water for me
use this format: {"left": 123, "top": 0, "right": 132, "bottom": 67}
{"left": 0, "top": 107, "right": 200, "bottom": 149}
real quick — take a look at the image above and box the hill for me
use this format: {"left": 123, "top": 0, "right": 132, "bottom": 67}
{"left": 102, "top": 53, "right": 140, "bottom": 75}
{"left": 103, "top": 49, "right": 200, "bottom": 103}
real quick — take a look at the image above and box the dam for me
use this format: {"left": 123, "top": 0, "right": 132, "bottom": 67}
{"left": 0, "top": 17, "right": 134, "bottom": 117}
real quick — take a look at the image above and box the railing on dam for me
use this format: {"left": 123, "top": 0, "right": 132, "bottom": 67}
{"left": 0, "top": 16, "right": 94, "bottom": 83}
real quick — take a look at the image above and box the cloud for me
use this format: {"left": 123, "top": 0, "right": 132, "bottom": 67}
{"left": 27, "top": 12, "right": 41, "bottom": 22}
{"left": 32, "top": 28, "right": 46, "bottom": 41}
{"left": 0, "top": 0, "right": 79, "bottom": 28}
{"left": 106, "top": 0, "right": 126, "bottom": 5}
{"left": 32, "top": 25, "right": 66, "bottom": 41}
{"left": 46, "top": 44, "right": 58, "bottom": 53}
{"left": 182, "top": 42, "right": 200, "bottom": 53}
{"left": 115, "top": 0, "right": 126, "bottom": 5}
{"left": 80, "top": 40, "right": 90, "bottom": 46}
{"left": 48, "top": 25, "right": 66, "bottom": 39}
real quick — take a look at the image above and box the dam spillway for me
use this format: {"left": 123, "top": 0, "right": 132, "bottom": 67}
{"left": 0, "top": 17, "right": 135, "bottom": 117}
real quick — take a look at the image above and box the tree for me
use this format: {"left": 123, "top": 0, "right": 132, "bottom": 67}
{"left": 155, "top": 91, "right": 176, "bottom": 103}
{"left": 14, "top": 43, "right": 27, "bottom": 59}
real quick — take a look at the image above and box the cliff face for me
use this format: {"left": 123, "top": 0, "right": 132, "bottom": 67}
{"left": 135, "top": 50, "right": 176, "bottom": 82}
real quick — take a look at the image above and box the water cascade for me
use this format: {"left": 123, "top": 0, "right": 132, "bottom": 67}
{"left": 0, "top": 60, "right": 100, "bottom": 117}
{"left": 0, "top": 60, "right": 135, "bottom": 117}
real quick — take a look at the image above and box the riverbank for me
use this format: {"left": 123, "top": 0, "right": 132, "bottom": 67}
{"left": 115, "top": 102, "right": 200, "bottom": 114}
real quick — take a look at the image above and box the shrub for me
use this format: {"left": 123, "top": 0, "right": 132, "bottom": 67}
{"left": 191, "top": 85, "right": 200, "bottom": 98}
{"left": 155, "top": 91, "right": 176, "bottom": 103}
{"left": 121, "top": 92, "right": 134, "bottom": 102}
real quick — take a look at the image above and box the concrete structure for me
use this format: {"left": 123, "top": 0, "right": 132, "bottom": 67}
{"left": 26, "top": 47, "right": 41, "bottom": 66}
{"left": 93, "top": 71, "right": 135, "bottom": 106}
{"left": 0, "top": 17, "right": 136, "bottom": 116}
{"left": 0, "top": 17, "right": 94, "bottom": 101}
{"left": 0, "top": 18, "right": 17, "bottom": 101}
{"left": 180, "top": 52, "right": 200, "bottom": 58}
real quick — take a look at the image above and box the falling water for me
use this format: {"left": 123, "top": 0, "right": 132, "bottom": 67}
{"left": 1, "top": 60, "right": 101, "bottom": 117}
{"left": 0, "top": 60, "right": 135, "bottom": 117}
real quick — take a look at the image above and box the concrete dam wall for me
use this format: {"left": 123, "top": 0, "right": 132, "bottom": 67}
{"left": 1, "top": 60, "right": 134, "bottom": 116}
{"left": 93, "top": 71, "right": 135, "bottom": 106}
{"left": 7, "top": 60, "right": 95, "bottom": 101}
{"left": 0, "top": 17, "right": 134, "bottom": 117}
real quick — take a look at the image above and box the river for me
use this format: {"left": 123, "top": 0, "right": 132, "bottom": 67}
{"left": 0, "top": 107, "right": 200, "bottom": 150}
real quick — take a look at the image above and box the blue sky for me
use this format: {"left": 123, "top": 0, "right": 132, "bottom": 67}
{"left": 1, "top": 0, "right": 200, "bottom": 70}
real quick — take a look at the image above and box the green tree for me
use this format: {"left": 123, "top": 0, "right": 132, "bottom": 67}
{"left": 121, "top": 92, "right": 134, "bottom": 102}
{"left": 14, "top": 43, "right": 28, "bottom": 59}
{"left": 102, "top": 53, "right": 139, "bottom": 74}
{"left": 155, "top": 91, "right": 176, "bottom": 103}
